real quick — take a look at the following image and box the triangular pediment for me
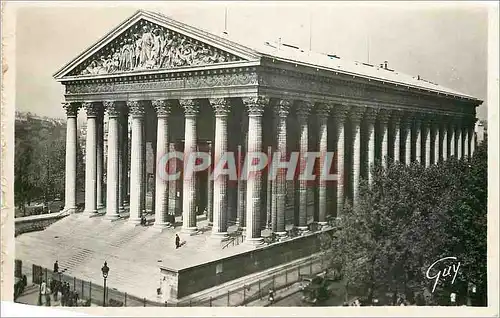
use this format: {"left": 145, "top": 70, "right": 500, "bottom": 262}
{"left": 54, "top": 10, "right": 261, "bottom": 79}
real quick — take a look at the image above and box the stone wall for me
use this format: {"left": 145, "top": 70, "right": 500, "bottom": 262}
{"left": 161, "top": 229, "right": 332, "bottom": 299}
{"left": 15, "top": 213, "right": 67, "bottom": 237}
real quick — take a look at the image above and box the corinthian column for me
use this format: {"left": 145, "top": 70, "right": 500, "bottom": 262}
{"left": 118, "top": 109, "right": 128, "bottom": 212}
{"left": 469, "top": 122, "right": 476, "bottom": 158}
{"left": 243, "top": 96, "right": 268, "bottom": 245}
{"left": 274, "top": 99, "right": 290, "bottom": 235}
{"left": 128, "top": 101, "right": 145, "bottom": 224}
{"left": 449, "top": 122, "right": 456, "bottom": 159}
{"left": 317, "top": 103, "right": 330, "bottom": 225}
{"left": 351, "top": 108, "right": 364, "bottom": 207}
{"left": 401, "top": 115, "right": 412, "bottom": 165}
{"left": 414, "top": 117, "right": 422, "bottom": 163}
{"left": 63, "top": 103, "right": 79, "bottom": 213}
{"left": 83, "top": 102, "right": 99, "bottom": 216}
{"left": 463, "top": 126, "right": 470, "bottom": 159}
{"left": 210, "top": 98, "right": 231, "bottom": 239}
{"left": 392, "top": 113, "right": 402, "bottom": 163}
{"left": 379, "top": 111, "right": 390, "bottom": 169}
{"left": 365, "top": 109, "right": 377, "bottom": 184}
{"left": 181, "top": 99, "right": 199, "bottom": 233}
{"left": 440, "top": 123, "right": 448, "bottom": 162}
{"left": 104, "top": 101, "right": 121, "bottom": 220}
{"left": 456, "top": 123, "right": 463, "bottom": 159}
{"left": 297, "top": 101, "right": 311, "bottom": 231}
{"left": 432, "top": 122, "right": 439, "bottom": 164}
{"left": 153, "top": 100, "right": 171, "bottom": 229}
{"left": 96, "top": 108, "right": 104, "bottom": 210}
{"left": 423, "top": 120, "right": 431, "bottom": 167}
{"left": 334, "top": 107, "right": 348, "bottom": 217}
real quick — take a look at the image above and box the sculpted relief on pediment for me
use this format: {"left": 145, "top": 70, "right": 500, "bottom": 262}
{"left": 70, "top": 19, "right": 244, "bottom": 76}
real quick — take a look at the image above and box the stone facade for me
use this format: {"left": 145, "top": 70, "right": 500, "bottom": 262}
{"left": 53, "top": 9, "right": 482, "bottom": 298}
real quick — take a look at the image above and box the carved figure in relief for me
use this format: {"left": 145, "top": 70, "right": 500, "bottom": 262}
{"left": 150, "top": 29, "right": 162, "bottom": 68}
{"left": 78, "top": 21, "right": 237, "bottom": 75}
{"left": 139, "top": 25, "right": 154, "bottom": 68}
{"left": 134, "top": 33, "right": 143, "bottom": 68}
{"left": 120, "top": 39, "right": 134, "bottom": 70}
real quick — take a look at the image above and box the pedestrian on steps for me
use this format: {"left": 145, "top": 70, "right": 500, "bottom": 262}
{"left": 175, "top": 234, "right": 180, "bottom": 249}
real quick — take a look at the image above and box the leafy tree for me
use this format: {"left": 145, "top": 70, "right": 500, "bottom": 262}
{"left": 321, "top": 145, "right": 487, "bottom": 306}
{"left": 15, "top": 114, "right": 68, "bottom": 215}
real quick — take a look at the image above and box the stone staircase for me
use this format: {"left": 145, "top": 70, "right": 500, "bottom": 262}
{"left": 15, "top": 212, "right": 254, "bottom": 301}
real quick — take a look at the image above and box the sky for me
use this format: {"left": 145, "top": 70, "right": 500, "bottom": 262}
{"left": 15, "top": 2, "right": 489, "bottom": 120}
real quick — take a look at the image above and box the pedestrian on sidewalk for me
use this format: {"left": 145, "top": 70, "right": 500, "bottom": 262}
{"left": 268, "top": 289, "right": 274, "bottom": 304}
{"left": 53, "top": 260, "right": 59, "bottom": 274}
{"left": 450, "top": 292, "right": 457, "bottom": 306}
{"left": 175, "top": 234, "right": 180, "bottom": 249}
{"left": 40, "top": 280, "right": 47, "bottom": 306}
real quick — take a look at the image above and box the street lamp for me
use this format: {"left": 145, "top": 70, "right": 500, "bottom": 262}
{"left": 101, "top": 261, "right": 109, "bottom": 307}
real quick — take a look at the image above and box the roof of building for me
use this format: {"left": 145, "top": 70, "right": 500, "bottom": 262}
{"left": 150, "top": 11, "right": 479, "bottom": 102}
{"left": 56, "top": 10, "right": 481, "bottom": 103}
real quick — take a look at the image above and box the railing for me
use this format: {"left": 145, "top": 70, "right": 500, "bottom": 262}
{"left": 186, "top": 257, "right": 325, "bottom": 307}
{"left": 15, "top": 257, "right": 325, "bottom": 307}
{"left": 221, "top": 233, "right": 244, "bottom": 249}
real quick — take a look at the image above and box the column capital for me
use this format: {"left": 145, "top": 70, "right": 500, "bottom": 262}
{"left": 390, "top": 110, "right": 404, "bottom": 125}
{"left": 296, "top": 100, "right": 312, "bottom": 119}
{"left": 331, "top": 105, "right": 350, "bottom": 124}
{"left": 316, "top": 102, "right": 332, "bottom": 117}
{"left": 242, "top": 96, "right": 269, "bottom": 116}
{"left": 274, "top": 98, "right": 291, "bottom": 118}
{"left": 363, "top": 107, "right": 379, "bottom": 123}
{"left": 83, "top": 102, "right": 101, "bottom": 118}
{"left": 180, "top": 99, "right": 200, "bottom": 116}
{"left": 464, "top": 116, "right": 478, "bottom": 129}
{"left": 63, "top": 102, "right": 79, "bottom": 117}
{"left": 152, "top": 100, "right": 173, "bottom": 118}
{"left": 349, "top": 106, "right": 366, "bottom": 124}
{"left": 377, "top": 109, "right": 392, "bottom": 123}
{"left": 104, "top": 101, "right": 124, "bottom": 118}
{"left": 209, "top": 98, "right": 231, "bottom": 117}
{"left": 127, "top": 100, "right": 145, "bottom": 117}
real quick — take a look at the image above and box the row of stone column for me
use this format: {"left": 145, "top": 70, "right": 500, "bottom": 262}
{"left": 337, "top": 108, "right": 477, "bottom": 212}
{"left": 63, "top": 98, "right": 477, "bottom": 245}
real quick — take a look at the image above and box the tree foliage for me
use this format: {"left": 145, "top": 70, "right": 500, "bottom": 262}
{"left": 14, "top": 114, "right": 85, "bottom": 215}
{"left": 321, "top": 143, "right": 488, "bottom": 306}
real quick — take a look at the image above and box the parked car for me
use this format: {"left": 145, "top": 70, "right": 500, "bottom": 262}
{"left": 299, "top": 274, "right": 337, "bottom": 305}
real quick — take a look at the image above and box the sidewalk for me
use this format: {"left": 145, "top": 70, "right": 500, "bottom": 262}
{"left": 15, "top": 284, "right": 98, "bottom": 307}
{"left": 245, "top": 283, "right": 302, "bottom": 307}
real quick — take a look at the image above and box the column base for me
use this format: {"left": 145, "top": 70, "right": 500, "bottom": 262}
{"left": 181, "top": 226, "right": 198, "bottom": 234}
{"left": 105, "top": 213, "right": 120, "bottom": 221}
{"left": 63, "top": 206, "right": 77, "bottom": 214}
{"left": 119, "top": 205, "right": 125, "bottom": 213}
{"left": 83, "top": 209, "right": 98, "bottom": 217}
{"left": 209, "top": 232, "right": 228, "bottom": 241}
{"left": 97, "top": 204, "right": 105, "bottom": 209}
{"left": 152, "top": 223, "right": 171, "bottom": 232}
{"left": 245, "top": 237, "right": 263, "bottom": 246}
{"left": 297, "top": 226, "right": 310, "bottom": 235}
{"left": 128, "top": 217, "right": 141, "bottom": 225}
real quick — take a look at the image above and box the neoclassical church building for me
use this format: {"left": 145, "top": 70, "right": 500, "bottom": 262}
{"left": 17, "top": 10, "right": 481, "bottom": 302}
